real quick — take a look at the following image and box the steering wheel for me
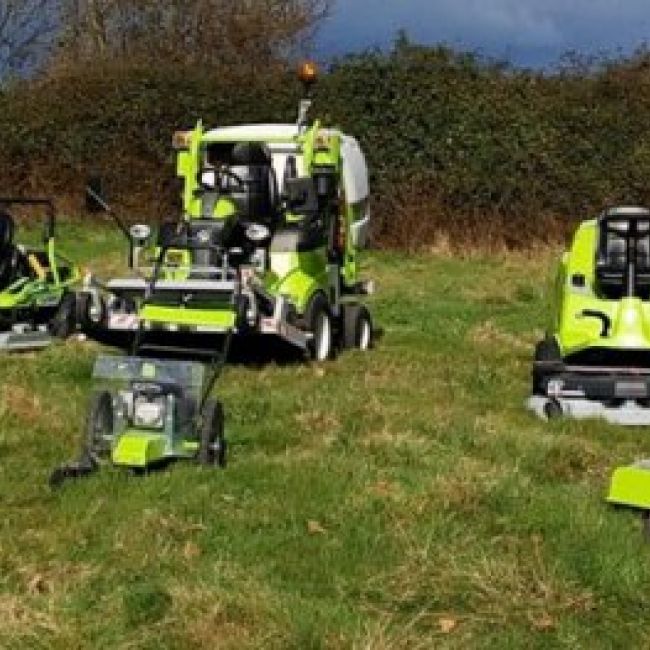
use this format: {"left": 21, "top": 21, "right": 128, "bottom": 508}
{"left": 198, "top": 167, "right": 244, "bottom": 193}
{"left": 0, "top": 247, "right": 20, "bottom": 288}
{"left": 218, "top": 166, "right": 244, "bottom": 189}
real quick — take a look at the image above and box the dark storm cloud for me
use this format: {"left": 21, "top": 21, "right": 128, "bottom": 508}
{"left": 318, "top": 0, "right": 650, "bottom": 66}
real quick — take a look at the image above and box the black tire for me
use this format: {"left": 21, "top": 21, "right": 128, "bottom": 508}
{"left": 76, "top": 292, "right": 107, "bottom": 332}
{"left": 341, "top": 303, "right": 373, "bottom": 351}
{"left": 199, "top": 399, "right": 226, "bottom": 467}
{"left": 85, "top": 391, "right": 114, "bottom": 457}
{"left": 543, "top": 398, "right": 563, "bottom": 420}
{"left": 305, "top": 293, "right": 334, "bottom": 362}
{"left": 49, "top": 292, "right": 77, "bottom": 339}
{"left": 532, "top": 337, "right": 562, "bottom": 395}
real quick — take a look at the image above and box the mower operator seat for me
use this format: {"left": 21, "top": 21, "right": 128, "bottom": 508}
{"left": 595, "top": 207, "right": 650, "bottom": 299}
{"left": 0, "top": 210, "right": 20, "bottom": 289}
{"left": 228, "top": 142, "right": 278, "bottom": 226}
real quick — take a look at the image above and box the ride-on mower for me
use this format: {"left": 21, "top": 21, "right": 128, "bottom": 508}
{"left": 78, "top": 62, "right": 374, "bottom": 361}
{"left": 528, "top": 206, "right": 650, "bottom": 424}
{"left": 0, "top": 198, "right": 79, "bottom": 351}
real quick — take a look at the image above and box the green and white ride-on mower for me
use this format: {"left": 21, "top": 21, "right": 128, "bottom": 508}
{"left": 78, "top": 63, "right": 374, "bottom": 361}
{"left": 528, "top": 206, "right": 650, "bottom": 424}
{"left": 50, "top": 353, "right": 227, "bottom": 487}
{"left": 0, "top": 198, "right": 80, "bottom": 351}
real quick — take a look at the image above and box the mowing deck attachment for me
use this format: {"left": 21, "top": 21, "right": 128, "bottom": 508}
{"left": 607, "top": 460, "right": 650, "bottom": 539}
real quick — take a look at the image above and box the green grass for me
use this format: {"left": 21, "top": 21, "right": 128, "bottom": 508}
{"left": 1, "top": 225, "right": 650, "bottom": 648}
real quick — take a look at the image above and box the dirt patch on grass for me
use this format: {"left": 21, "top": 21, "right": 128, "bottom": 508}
{"left": 168, "top": 576, "right": 278, "bottom": 650}
{"left": 0, "top": 385, "right": 50, "bottom": 429}
{"left": 424, "top": 458, "right": 504, "bottom": 516}
{"left": 468, "top": 320, "right": 535, "bottom": 352}
{"left": 0, "top": 594, "right": 64, "bottom": 641}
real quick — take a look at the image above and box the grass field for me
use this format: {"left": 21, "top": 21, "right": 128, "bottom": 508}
{"left": 2, "top": 223, "right": 650, "bottom": 648}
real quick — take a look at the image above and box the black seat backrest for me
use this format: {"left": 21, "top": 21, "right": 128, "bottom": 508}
{"left": 595, "top": 216, "right": 650, "bottom": 299}
{"left": 270, "top": 177, "right": 326, "bottom": 253}
{"left": 284, "top": 177, "right": 319, "bottom": 218}
{"left": 228, "top": 143, "right": 278, "bottom": 224}
{"left": 638, "top": 236, "right": 650, "bottom": 270}
{"left": 0, "top": 210, "right": 19, "bottom": 289}
{"left": 596, "top": 227, "right": 627, "bottom": 299}
{"left": 636, "top": 234, "right": 650, "bottom": 299}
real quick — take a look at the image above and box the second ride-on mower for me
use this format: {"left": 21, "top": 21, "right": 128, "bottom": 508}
{"left": 0, "top": 198, "right": 79, "bottom": 351}
{"left": 528, "top": 206, "right": 650, "bottom": 424}
{"left": 78, "top": 62, "right": 374, "bottom": 361}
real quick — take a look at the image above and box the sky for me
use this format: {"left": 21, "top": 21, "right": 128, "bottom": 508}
{"left": 317, "top": 0, "right": 650, "bottom": 68}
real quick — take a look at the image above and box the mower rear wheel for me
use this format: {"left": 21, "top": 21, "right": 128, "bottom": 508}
{"left": 532, "top": 337, "right": 562, "bottom": 395}
{"left": 86, "top": 391, "right": 114, "bottom": 457}
{"left": 49, "top": 292, "right": 77, "bottom": 338}
{"left": 306, "top": 294, "right": 333, "bottom": 362}
{"left": 199, "top": 399, "right": 226, "bottom": 467}
{"left": 76, "top": 292, "right": 107, "bottom": 331}
{"left": 543, "top": 398, "right": 563, "bottom": 420}
{"left": 341, "top": 303, "right": 373, "bottom": 351}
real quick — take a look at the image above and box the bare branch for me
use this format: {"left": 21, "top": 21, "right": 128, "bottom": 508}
{"left": 54, "top": 0, "right": 331, "bottom": 69}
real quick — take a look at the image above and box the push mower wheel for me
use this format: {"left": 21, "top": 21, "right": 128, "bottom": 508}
{"left": 49, "top": 292, "right": 77, "bottom": 338}
{"left": 341, "top": 303, "right": 373, "bottom": 351}
{"left": 199, "top": 399, "right": 226, "bottom": 467}
{"left": 306, "top": 293, "right": 334, "bottom": 362}
{"left": 85, "top": 391, "right": 114, "bottom": 457}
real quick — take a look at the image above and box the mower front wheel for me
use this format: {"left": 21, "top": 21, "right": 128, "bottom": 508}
{"left": 341, "top": 303, "right": 373, "bottom": 351}
{"left": 76, "top": 292, "right": 107, "bottom": 332}
{"left": 306, "top": 294, "right": 334, "bottom": 362}
{"left": 49, "top": 292, "right": 77, "bottom": 338}
{"left": 199, "top": 399, "right": 227, "bottom": 467}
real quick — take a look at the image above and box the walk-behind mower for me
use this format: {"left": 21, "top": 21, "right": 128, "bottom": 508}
{"left": 528, "top": 206, "right": 650, "bottom": 424}
{"left": 78, "top": 62, "right": 374, "bottom": 361}
{"left": 0, "top": 198, "right": 80, "bottom": 351}
{"left": 49, "top": 352, "right": 227, "bottom": 487}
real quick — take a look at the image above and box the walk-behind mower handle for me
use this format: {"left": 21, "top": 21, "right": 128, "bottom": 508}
{"left": 0, "top": 197, "right": 55, "bottom": 242}
{"left": 84, "top": 185, "right": 132, "bottom": 241}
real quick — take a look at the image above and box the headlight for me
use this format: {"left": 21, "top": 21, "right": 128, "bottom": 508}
{"left": 197, "top": 229, "right": 211, "bottom": 244}
{"left": 130, "top": 224, "right": 151, "bottom": 244}
{"left": 133, "top": 396, "right": 166, "bottom": 429}
{"left": 246, "top": 223, "right": 270, "bottom": 242}
{"left": 200, "top": 170, "right": 216, "bottom": 190}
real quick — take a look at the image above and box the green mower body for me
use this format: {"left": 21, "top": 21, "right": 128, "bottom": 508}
{"left": 85, "top": 355, "right": 224, "bottom": 470}
{"left": 607, "top": 462, "right": 650, "bottom": 509}
{"left": 81, "top": 85, "right": 373, "bottom": 361}
{"left": 0, "top": 199, "right": 80, "bottom": 350}
{"left": 529, "top": 206, "right": 650, "bottom": 423}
